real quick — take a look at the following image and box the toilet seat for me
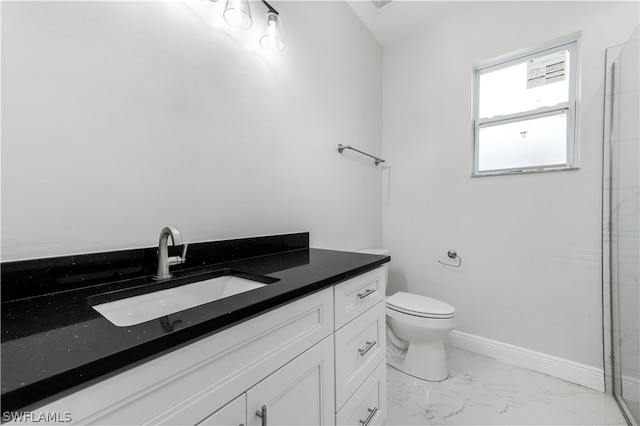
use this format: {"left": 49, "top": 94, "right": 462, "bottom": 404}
{"left": 386, "top": 292, "right": 455, "bottom": 319}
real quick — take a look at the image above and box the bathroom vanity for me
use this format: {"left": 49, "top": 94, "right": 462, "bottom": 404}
{"left": 1, "top": 233, "right": 389, "bottom": 425}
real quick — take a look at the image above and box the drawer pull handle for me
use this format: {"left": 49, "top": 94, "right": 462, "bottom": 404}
{"left": 359, "top": 407, "right": 378, "bottom": 426}
{"left": 255, "top": 405, "right": 267, "bottom": 426}
{"left": 357, "top": 288, "right": 376, "bottom": 299}
{"left": 358, "top": 340, "right": 377, "bottom": 356}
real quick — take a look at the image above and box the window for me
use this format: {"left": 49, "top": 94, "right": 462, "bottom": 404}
{"left": 472, "top": 41, "right": 578, "bottom": 176}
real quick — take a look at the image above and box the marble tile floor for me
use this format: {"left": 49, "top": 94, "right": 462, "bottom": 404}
{"left": 385, "top": 346, "right": 627, "bottom": 426}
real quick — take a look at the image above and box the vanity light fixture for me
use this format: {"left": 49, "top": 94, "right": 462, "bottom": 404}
{"left": 218, "top": 0, "right": 284, "bottom": 51}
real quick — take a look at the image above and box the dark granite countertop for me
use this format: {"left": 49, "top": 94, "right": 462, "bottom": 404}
{"left": 1, "top": 233, "right": 389, "bottom": 412}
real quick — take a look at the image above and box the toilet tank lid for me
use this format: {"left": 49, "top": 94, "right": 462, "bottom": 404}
{"left": 357, "top": 249, "right": 390, "bottom": 255}
{"left": 387, "top": 292, "right": 455, "bottom": 316}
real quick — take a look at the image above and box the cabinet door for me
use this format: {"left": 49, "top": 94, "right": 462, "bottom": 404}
{"left": 198, "top": 394, "right": 246, "bottom": 426}
{"left": 246, "top": 336, "right": 335, "bottom": 426}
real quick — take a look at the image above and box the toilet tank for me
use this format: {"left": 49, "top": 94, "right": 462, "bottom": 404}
{"left": 356, "top": 249, "right": 390, "bottom": 256}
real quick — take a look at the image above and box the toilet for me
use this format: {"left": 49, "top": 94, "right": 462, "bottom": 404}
{"left": 386, "top": 291, "right": 456, "bottom": 381}
{"left": 357, "top": 249, "right": 456, "bottom": 382}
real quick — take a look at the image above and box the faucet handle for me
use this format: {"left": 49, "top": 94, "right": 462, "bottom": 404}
{"left": 179, "top": 243, "right": 188, "bottom": 263}
{"left": 168, "top": 243, "right": 188, "bottom": 266}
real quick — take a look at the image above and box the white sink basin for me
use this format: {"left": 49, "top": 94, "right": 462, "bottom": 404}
{"left": 92, "top": 275, "right": 267, "bottom": 327}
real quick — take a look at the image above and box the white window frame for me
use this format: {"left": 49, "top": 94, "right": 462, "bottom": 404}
{"left": 472, "top": 41, "right": 579, "bottom": 177}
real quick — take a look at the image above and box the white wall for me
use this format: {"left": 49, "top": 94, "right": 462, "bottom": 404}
{"left": 1, "top": 1, "right": 383, "bottom": 260}
{"left": 382, "top": 1, "right": 639, "bottom": 368}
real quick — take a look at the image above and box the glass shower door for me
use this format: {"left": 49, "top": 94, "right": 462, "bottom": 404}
{"left": 609, "top": 25, "right": 639, "bottom": 425}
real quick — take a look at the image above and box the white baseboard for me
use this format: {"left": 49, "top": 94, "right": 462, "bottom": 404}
{"left": 622, "top": 374, "right": 640, "bottom": 404}
{"left": 447, "top": 330, "right": 605, "bottom": 392}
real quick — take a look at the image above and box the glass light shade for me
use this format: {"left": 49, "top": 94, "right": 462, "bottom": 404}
{"left": 260, "top": 12, "right": 284, "bottom": 52}
{"left": 224, "top": 0, "right": 252, "bottom": 29}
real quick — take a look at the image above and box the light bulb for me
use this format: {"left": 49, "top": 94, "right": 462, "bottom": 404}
{"left": 260, "top": 11, "right": 283, "bottom": 52}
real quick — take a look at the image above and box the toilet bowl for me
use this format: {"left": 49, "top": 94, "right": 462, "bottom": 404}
{"left": 386, "top": 292, "right": 456, "bottom": 381}
{"left": 356, "top": 249, "right": 456, "bottom": 381}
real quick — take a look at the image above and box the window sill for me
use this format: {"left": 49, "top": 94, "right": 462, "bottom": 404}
{"left": 471, "top": 167, "right": 580, "bottom": 178}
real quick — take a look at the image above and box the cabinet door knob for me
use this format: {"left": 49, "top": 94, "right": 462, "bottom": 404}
{"left": 358, "top": 340, "right": 377, "bottom": 357}
{"left": 357, "top": 288, "right": 376, "bottom": 299}
{"left": 255, "top": 405, "right": 267, "bottom": 426}
{"left": 359, "top": 407, "right": 378, "bottom": 426}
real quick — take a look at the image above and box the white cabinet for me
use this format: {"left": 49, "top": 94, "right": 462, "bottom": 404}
{"left": 24, "top": 266, "right": 388, "bottom": 426}
{"left": 199, "top": 337, "right": 335, "bottom": 426}
{"left": 334, "top": 302, "right": 385, "bottom": 410}
{"left": 334, "top": 268, "right": 386, "bottom": 330}
{"left": 333, "top": 266, "right": 387, "bottom": 426}
{"left": 247, "top": 336, "right": 334, "bottom": 426}
{"left": 198, "top": 395, "right": 245, "bottom": 426}
{"left": 30, "top": 287, "right": 334, "bottom": 426}
{"left": 335, "top": 362, "right": 386, "bottom": 426}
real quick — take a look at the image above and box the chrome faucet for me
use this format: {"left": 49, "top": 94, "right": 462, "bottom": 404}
{"left": 154, "top": 226, "right": 188, "bottom": 280}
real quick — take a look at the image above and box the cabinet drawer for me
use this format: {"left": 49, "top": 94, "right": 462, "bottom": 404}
{"left": 336, "top": 361, "right": 386, "bottom": 426}
{"left": 334, "top": 302, "right": 385, "bottom": 410}
{"left": 334, "top": 267, "right": 386, "bottom": 330}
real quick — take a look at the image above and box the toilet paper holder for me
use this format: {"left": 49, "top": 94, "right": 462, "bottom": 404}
{"left": 438, "top": 250, "right": 462, "bottom": 268}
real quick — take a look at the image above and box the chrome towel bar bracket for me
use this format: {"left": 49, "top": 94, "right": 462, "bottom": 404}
{"left": 337, "top": 144, "right": 385, "bottom": 166}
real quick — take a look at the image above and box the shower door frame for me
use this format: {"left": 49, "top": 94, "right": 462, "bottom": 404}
{"left": 603, "top": 30, "right": 639, "bottom": 426}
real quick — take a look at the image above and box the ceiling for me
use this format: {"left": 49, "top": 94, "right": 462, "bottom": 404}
{"left": 347, "top": 0, "right": 486, "bottom": 46}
